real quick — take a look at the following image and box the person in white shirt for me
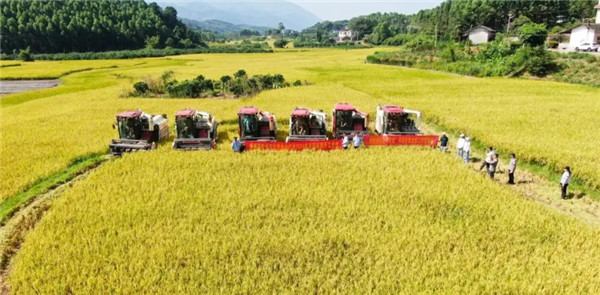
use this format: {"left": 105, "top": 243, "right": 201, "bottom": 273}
{"left": 456, "top": 134, "right": 465, "bottom": 158}
{"left": 560, "top": 166, "right": 571, "bottom": 199}
{"left": 353, "top": 132, "right": 362, "bottom": 149}
{"left": 462, "top": 137, "right": 471, "bottom": 164}
{"left": 507, "top": 153, "right": 517, "bottom": 185}
{"left": 342, "top": 134, "right": 349, "bottom": 150}
{"left": 479, "top": 146, "right": 495, "bottom": 171}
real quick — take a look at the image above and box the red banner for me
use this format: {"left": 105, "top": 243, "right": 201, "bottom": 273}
{"left": 245, "top": 140, "right": 342, "bottom": 151}
{"left": 363, "top": 135, "right": 439, "bottom": 147}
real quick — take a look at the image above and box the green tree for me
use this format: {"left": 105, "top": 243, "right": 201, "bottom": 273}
{"left": 18, "top": 47, "right": 33, "bottom": 61}
{"left": 518, "top": 23, "right": 547, "bottom": 47}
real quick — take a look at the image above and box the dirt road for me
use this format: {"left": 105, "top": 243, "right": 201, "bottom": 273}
{"left": 0, "top": 80, "right": 60, "bottom": 95}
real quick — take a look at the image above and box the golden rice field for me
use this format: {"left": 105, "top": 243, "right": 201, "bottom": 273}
{"left": 1, "top": 48, "right": 600, "bottom": 293}
{"left": 9, "top": 148, "right": 600, "bottom": 293}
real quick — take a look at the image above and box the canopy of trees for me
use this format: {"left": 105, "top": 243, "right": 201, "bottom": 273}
{"left": 411, "top": 0, "right": 598, "bottom": 40}
{"left": 0, "top": 0, "right": 205, "bottom": 53}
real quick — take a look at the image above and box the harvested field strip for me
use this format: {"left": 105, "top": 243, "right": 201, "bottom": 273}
{"left": 0, "top": 153, "right": 107, "bottom": 224}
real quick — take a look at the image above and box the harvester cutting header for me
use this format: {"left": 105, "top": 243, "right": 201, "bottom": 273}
{"left": 109, "top": 110, "right": 169, "bottom": 156}
{"left": 332, "top": 103, "right": 368, "bottom": 139}
{"left": 173, "top": 109, "right": 218, "bottom": 150}
{"left": 286, "top": 107, "right": 327, "bottom": 142}
{"left": 238, "top": 106, "right": 277, "bottom": 142}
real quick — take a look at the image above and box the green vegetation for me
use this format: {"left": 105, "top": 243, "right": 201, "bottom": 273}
{"left": 129, "top": 70, "right": 301, "bottom": 98}
{"left": 1, "top": 44, "right": 272, "bottom": 61}
{"left": 0, "top": 0, "right": 204, "bottom": 53}
{"left": 0, "top": 153, "right": 106, "bottom": 224}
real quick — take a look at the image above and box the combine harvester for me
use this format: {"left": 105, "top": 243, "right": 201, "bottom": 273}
{"left": 368, "top": 104, "right": 438, "bottom": 147}
{"left": 286, "top": 107, "right": 328, "bottom": 142}
{"left": 332, "top": 103, "right": 368, "bottom": 139}
{"left": 173, "top": 109, "right": 218, "bottom": 150}
{"left": 238, "top": 106, "right": 277, "bottom": 143}
{"left": 109, "top": 110, "right": 169, "bottom": 156}
{"left": 375, "top": 105, "right": 421, "bottom": 135}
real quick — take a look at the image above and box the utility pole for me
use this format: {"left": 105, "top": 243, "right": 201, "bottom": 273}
{"left": 434, "top": 23, "right": 438, "bottom": 47}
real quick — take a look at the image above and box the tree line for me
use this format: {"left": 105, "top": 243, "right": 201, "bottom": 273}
{"left": 295, "top": 0, "right": 597, "bottom": 46}
{"left": 0, "top": 0, "right": 204, "bottom": 54}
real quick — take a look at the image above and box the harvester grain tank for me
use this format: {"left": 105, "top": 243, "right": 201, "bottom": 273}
{"left": 375, "top": 105, "right": 421, "bottom": 135}
{"left": 109, "top": 110, "right": 169, "bottom": 156}
{"left": 332, "top": 103, "right": 368, "bottom": 139}
{"left": 286, "top": 107, "right": 328, "bottom": 142}
{"left": 173, "top": 109, "right": 218, "bottom": 150}
{"left": 238, "top": 106, "right": 277, "bottom": 142}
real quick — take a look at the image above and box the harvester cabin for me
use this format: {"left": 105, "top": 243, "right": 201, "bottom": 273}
{"left": 290, "top": 108, "right": 326, "bottom": 136}
{"left": 116, "top": 110, "right": 148, "bottom": 140}
{"left": 332, "top": 103, "right": 368, "bottom": 138}
{"left": 175, "top": 109, "right": 213, "bottom": 139}
{"left": 238, "top": 106, "right": 276, "bottom": 140}
{"left": 375, "top": 105, "right": 421, "bottom": 135}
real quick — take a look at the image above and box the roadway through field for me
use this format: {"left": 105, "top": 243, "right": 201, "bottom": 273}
{"left": 0, "top": 80, "right": 60, "bottom": 95}
{"left": 420, "top": 123, "right": 600, "bottom": 227}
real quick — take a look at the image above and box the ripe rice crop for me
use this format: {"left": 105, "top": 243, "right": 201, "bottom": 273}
{"left": 9, "top": 148, "right": 600, "bottom": 293}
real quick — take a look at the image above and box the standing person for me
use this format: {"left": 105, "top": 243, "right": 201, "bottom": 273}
{"left": 507, "top": 153, "right": 517, "bottom": 185}
{"left": 487, "top": 152, "right": 498, "bottom": 179}
{"left": 462, "top": 137, "right": 471, "bottom": 164}
{"left": 439, "top": 132, "right": 449, "bottom": 153}
{"left": 232, "top": 137, "right": 242, "bottom": 153}
{"left": 353, "top": 132, "right": 362, "bottom": 149}
{"left": 479, "top": 147, "right": 495, "bottom": 171}
{"left": 341, "top": 134, "right": 349, "bottom": 150}
{"left": 269, "top": 116, "right": 276, "bottom": 138}
{"left": 560, "top": 166, "right": 571, "bottom": 199}
{"left": 456, "top": 134, "right": 465, "bottom": 158}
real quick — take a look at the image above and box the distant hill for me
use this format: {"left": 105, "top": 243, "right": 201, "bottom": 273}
{"left": 157, "top": 0, "right": 320, "bottom": 30}
{"left": 182, "top": 18, "right": 272, "bottom": 35}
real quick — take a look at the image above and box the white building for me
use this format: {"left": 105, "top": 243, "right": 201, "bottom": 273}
{"left": 338, "top": 28, "right": 357, "bottom": 41}
{"left": 560, "top": 0, "right": 600, "bottom": 49}
{"left": 464, "top": 26, "right": 495, "bottom": 45}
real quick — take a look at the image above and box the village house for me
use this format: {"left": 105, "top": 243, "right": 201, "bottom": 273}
{"left": 464, "top": 26, "right": 495, "bottom": 45}
{"left": 559, "top": 0, "right": 600, "bottom": 50}
{"left": 338, "top": 27, "right": 357, "bottom": 41}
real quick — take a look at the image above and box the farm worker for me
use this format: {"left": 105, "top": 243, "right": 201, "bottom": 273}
{"left": 456, "top": 134, "right": 465, "bottom": 158}
{"left": 232, "top": 137, "right": 241, "bottom": 153}
{"left": 507, "top": 153, "right": 517, "bottom": 185}
{"left": 269, "top": 116, "right": 275, "bottom": 138}
{"left": 560, "top": 166, "right": 571, "bottom": 199}
{"left": 342, "top": 134, "right": 349, "bottom": 150}
{"left": 439, "top": 132, "right": 449, "bottom": 152}
{"left": 487, "top": 152, "right": 498, "bottom": 179}
{"left": 479, "top": 147, "right": 495, "bottom": 171}
{"left": 462, "top": 137, "right": 471, "bottom": 164}
{"left": 353, "top": 132, "right": 363, "bottom": 149}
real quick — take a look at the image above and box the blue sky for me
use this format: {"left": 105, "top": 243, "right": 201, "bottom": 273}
{"left": 288, "top": 0, "right": 443, "bottom": 21}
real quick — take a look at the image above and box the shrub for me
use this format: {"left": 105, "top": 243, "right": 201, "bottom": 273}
{"left": 273, "top": 39, "right": 289, "bottom": 48}
{"left": 18, "top": 47, "right": 34, "bottom": 62}
{"left": 133, "top": 82, "right": 149, "bottom": 96}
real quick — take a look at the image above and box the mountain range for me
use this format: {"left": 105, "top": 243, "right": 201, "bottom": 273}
{"left": 157, "top": 0, "right": 321, "bottom": 31}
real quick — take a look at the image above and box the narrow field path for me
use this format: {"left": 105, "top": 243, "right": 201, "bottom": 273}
{"left": 421, "top": 123, "right": 600, "bottom": 227}
{"left": 0, "top": 80, "right": 60, "bottom": 95}
{"left": 0, "top": 160, "right": 108, "bottom": 294}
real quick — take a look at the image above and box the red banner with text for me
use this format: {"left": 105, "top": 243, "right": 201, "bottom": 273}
{"left": 245, "top": 140, "right": 342, "bottom": 151}
{"left": 363, "top": 135, "right": 439, "bottom": 147}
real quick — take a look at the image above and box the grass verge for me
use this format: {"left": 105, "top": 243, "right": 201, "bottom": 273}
{"left": 0, "top": 153, "right": 107, "bottom": 224}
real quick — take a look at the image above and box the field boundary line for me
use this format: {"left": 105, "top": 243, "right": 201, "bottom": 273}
{"left": 420, "top": 122, "right": 600, "bottom": 227}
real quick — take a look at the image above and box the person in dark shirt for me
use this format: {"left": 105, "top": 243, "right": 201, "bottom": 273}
{"left": 439, "top": 132, "right": 448, "bottom": 152}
